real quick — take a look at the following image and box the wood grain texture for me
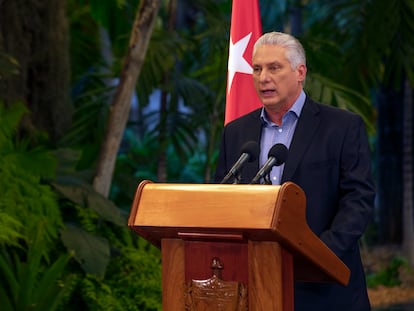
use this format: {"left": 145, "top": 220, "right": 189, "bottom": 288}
{"left": 184, "top": 240, "right": 248, "bottom": 283}
{"left": 161, "top": 239, "right": 185, "bottom": 310}
{"left": 248, "top": 241, "right": 284, "bottom": 310}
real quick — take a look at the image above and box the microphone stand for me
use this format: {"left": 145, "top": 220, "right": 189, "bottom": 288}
{"left": 233, "top": 173, "right": 242, "bottom": 184}
{"left": 263, "top": 174, "right": 272, "bottom": 185}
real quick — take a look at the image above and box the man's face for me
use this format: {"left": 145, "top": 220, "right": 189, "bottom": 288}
{"left": 252, "top": 44, "right": 306, "bottom": 112}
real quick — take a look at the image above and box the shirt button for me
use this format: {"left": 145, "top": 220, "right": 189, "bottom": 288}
{"left": 278, "top": 128, "right": 283, "bottom": 133}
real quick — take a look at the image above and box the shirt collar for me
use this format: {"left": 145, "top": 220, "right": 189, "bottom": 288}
{"left": 260, "top": 90, "right": 306, "bottom": 125}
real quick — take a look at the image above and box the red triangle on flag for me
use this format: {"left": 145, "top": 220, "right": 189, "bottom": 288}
{"left": 225, "top": 0, "right": 262, "bottom": 125}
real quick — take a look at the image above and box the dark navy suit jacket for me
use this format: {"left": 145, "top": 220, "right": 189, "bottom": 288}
{"left": 215, "top": 97, "right": 375, "bottom": 311}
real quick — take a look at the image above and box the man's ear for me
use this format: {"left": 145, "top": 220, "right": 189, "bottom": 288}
{"left": 297, "top": 63, "right": 307, "bottom": 82}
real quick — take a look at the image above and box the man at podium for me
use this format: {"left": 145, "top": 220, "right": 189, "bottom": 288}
{"left": 215, "top": 31, "right": 376, "bottom": 311}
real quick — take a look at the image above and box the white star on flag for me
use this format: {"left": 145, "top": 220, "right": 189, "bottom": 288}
{"left": 227, "top": 32, "right": 253, "bottom": 94}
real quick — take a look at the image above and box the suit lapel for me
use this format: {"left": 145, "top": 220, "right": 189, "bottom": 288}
{"left": 282, "top": 98, "right": 321, "bottom": 182}
{"left": 244, "top": 110, "right": 264, "bottom": 180}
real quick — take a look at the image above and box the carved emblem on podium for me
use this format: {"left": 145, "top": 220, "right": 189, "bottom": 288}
{"left": 185, "top": 257, "right": 248, "bottom": 311}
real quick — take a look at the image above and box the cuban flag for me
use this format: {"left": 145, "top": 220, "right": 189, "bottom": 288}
{"left": 225, "top": 0, "right": 263, "bottom": 125}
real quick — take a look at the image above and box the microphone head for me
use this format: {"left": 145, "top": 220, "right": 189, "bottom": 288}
{"left": 268, "top": 143, "right": 288, "bottom": 166}
{"left": 240, "top": 141, "right": 259, "bottom": 162}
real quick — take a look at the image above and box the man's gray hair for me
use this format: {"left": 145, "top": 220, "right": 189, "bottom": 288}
{"left": 253, "top": 32, "right": 306, "bottom": 69}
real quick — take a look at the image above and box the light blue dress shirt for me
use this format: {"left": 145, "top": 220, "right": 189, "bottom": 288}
{"left": 259, "top": 90, "right": 306, "bottom": 184}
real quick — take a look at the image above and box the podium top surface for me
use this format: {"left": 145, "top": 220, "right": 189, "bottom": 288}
{"left": 129, "top": 181, "right": 288, "bottom": 230}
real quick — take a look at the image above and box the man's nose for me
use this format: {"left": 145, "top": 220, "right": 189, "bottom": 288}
{"left": 259, "top": 69, "right": 270, "bottom": 82}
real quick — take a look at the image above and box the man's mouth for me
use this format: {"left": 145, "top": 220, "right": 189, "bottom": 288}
{"left": 260, "top": 89, "right": 276, "bottom": 96}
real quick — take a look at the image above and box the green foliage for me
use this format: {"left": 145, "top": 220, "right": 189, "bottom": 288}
{"left": 54, "top": 178, "right": 162, "bottom": 310}
{"left": 76, "top": 242, "right": 162, "bottom": 311}
{"left": 303, "top": 0, "right": 414, "bottom": 91}
{"left": 0, "top": 101, "right": 74, "bottom": 310}
{"left": 0, "top": 212, "right": 22, "bottom": 246}
{"left": 104, "top": 244, "right": 162, "bottom": 311}
{"left": 60, "top": 72, "right": 112, "bottom": 169}
{"left": 50, "top": 168, "right": 129, "bottom": 277}
{"left": 52, "top": 180, "right": 125, "bottom": 226}
{"left": 0, "top": 100, "right": 163, "bottom": 310}
{"left": 0, "top": 101, "right": 27, "bottom": 141}
{"left": 0, "top": 102, "right": 62, "bottom": 250}
{"left": 49, "top": 147, "right": 162, "bottom": 310}
{"left": 0, "top": 102, "right": 56, "bottom": 178}
{"left": 0, "top": 226, "right": 75, "bottom": 311}
{"left": 61, "top": 226, "right": 110, "bottom": 278}
{"left": 366, "top": 256, "right": 409, "bottom": 288}
{"left": 78, "top": 275, "right": 121, "bottom": 310}
{"left": 0, "top": 163, "right": 62, "bottom": 246}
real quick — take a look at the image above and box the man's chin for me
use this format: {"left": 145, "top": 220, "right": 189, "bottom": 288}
{"left": 262, "top": 99, "right": 280, "bottom": 108}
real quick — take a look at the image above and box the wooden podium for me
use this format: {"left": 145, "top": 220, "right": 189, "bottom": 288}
{"left": 128, "top": 180, "right": 350, "bottom": 311}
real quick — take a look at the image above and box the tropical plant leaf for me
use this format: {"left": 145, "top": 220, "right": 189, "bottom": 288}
{"left": 0, "top": 285, "right": 14, "bottom": 311}
{"left": 51, "top": 180, "right": 126, "bottom": 226}
{"left": 0, "top": 102, "right": 28, "bottom": 147}
{"left": 33, "top": 254, "right": 76, "bottom": 311}
{"left": 0, "top": 251, "right": 19, "bottom": 307}
{"left": 0, "top": 244, "right": 74, "bottom": 311}
{"left": 0, "top": 212, "right": 23, "bottom": 246}
{"left": 61, "top": 226, "right": 110, "bottom": 278}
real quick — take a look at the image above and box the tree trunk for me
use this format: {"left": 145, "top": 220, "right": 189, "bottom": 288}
{"left": 0, "top": 0, "right": 71, "bottom": 142}
{"left": 402, "top": 77, "right": 414, "bottom": 265}
{"left": 93, "top": 0, "right": 161, "bottom": 197}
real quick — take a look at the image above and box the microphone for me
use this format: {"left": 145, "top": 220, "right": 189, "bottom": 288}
{"left": 250, "top": 143, "right": 288, "bottom": 184}
{"left": 220, "top": 141, "right": 259, "bottom": 184}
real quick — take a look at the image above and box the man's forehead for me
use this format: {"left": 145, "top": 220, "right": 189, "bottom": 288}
{"left": 253, "top": 45, "right": 288, "bottom": 61}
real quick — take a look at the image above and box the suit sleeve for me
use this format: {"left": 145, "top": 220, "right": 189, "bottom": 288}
{"left": 319, "top": 116, "right": 375, "bottom": 258}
